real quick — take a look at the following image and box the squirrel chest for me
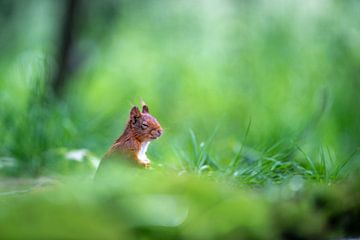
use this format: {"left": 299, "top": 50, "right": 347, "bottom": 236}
{"left": 137, "top": 141, "right": 150, "bottom": 164}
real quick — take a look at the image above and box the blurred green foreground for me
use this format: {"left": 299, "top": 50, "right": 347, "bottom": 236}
{"left": 0, "top": 165, "right": 359, "bottom": 240}
{"left": 0, "top": 0, "right": 359, "bottom": 239}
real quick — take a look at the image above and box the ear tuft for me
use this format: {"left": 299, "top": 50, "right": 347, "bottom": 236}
{"left": 140, "top": 97, "right": 146, "bottom": 107}
{"left": 140, "top": 97, "right": 149, "bottom": 113}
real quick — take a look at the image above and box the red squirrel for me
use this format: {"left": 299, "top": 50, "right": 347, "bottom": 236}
{"left": 100, "top": 102, "right": 163, "bottom": 169}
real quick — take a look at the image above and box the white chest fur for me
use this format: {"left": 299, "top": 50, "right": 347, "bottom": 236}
{"left": 137, "top": 141, "right": 150, "bottom": 163}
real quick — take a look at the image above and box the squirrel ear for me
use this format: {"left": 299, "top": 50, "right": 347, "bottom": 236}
{"left": 142, "top": 105, "right": 149, "bottom": 113}
{"left": 130, "top": 106, "right": 141, "bottom": 119}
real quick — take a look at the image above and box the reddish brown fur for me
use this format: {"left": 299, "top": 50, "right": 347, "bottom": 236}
{"left": 102, "top": 104, "right": 163, "bottom": 168}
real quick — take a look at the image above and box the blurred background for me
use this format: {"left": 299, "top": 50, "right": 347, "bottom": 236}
{"left": 0, "top": 0, "right": 359, "bottom": 178}
{"left": 1, "top": 1, "right": 360, "bottom": 239}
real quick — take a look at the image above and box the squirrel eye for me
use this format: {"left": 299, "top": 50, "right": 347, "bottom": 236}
{"left": 141, "top": 122, "right": 149, "bottom": 129}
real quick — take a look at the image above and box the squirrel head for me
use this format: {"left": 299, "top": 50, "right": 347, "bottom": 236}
{"left": 129, "top": 104, "right": 163, "bottom": 142}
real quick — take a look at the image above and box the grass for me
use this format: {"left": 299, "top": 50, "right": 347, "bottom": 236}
{"left": 174, "top": 126, "right": 357, "bottom": 186}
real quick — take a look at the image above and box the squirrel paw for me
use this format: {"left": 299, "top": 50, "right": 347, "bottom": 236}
{"left": 139, "top": 161, "right": 151, "bottom": 169}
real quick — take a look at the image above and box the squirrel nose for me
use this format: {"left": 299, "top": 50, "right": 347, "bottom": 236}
{"left": 151, "top": 129, "right": 163, "bottom": 138}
